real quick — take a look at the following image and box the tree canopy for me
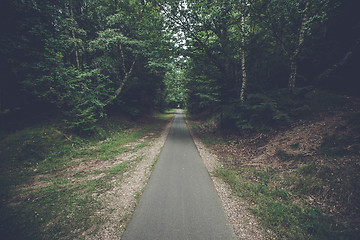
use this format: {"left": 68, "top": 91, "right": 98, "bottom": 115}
{"left": 1, "top": 0, "right": 359, "bottom": 132}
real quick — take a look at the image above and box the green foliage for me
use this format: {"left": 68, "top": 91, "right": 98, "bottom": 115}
{"left": 217, "top": 87, "right": 349, "bottom": 132}
{"left": 1, "top": 0, "right": 170, "bottom": 133}
{"left": 160, "top": 0, "right": 359, "bottom": 126}
{"left": 164, "top": 67, "right": 187, "bottom": 108}
{"left": 185, "top": 59, "right": 221, "bottom": 113}
{"left": 86, "top": 0, "right": 170, "bottom": 116}
{"left": 2, "top": 0, "right": 358, "bottom": 133}
{"left": 23, "top": 48, "right": 112, "bottom": 133}
{"left": 220, "top": 92, "right": 291, "bottom": 131}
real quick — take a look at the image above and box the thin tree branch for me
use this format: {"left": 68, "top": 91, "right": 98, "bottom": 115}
{"left": 316, "top": 35, "right": 360, "bottom": 82}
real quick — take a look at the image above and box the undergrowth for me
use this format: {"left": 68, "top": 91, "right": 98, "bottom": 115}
{"left": 215, "top": 166, "right": 358, "bottom": 240}
{"left": 217, "top": 88, "right": 349, "bottom": 132}
{"left": 0, "top": 111, "right": 174, "bottom": 239}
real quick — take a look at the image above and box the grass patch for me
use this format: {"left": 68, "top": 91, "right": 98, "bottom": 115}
{"left": 201, "top": 135, "right": 222, "bottom": 146}
{"left": 155, "top": 108, "right": 177, "bottom": 120}
{"left": 134, "top": 142, "right": 148, "bottom": 150}
{"left": 0, "top": 112, "right": 172, "bottom": 239}
{"left": 108, "top": 162, "right": 128, "bottom": 174}
{"left": 215, "top": 166, "right": 358, "bottom": 239}
{"left": 1, "top": 181, "right": 104, "bottom": 240}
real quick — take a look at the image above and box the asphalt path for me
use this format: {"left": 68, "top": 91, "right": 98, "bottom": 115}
{"left": 122, "top": 110, "right": 236, "bottom": 240}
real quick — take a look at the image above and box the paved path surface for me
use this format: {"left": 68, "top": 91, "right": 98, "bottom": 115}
{"left": 122, "top": 110, "right": 236, "bottom": 240}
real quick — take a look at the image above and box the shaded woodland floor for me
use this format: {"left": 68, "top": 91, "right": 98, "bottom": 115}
{"left": 188, "top": 95, "right": 360, "bottom": 239}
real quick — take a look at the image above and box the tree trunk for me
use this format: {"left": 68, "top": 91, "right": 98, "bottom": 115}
{"left": 288, "top": 56, "right": 297, "bottom": 90}
{"left": 317, "top": 36, "right": 360, "bottom": 82}
{"left": 288, "top": 1, "right": 310, "bottom": 91}
{"left": 104, "top": 45, "right": 137, "bottom": 106}
{"left": 240, "top": 1, "right": 248, "bottom": 102}
{"left": 70, "top": 0, "right": 80, "bottom": 69}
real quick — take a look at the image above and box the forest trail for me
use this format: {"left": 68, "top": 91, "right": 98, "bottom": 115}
{"left": 121, "top": 110, "right": 236, "bottom": 240}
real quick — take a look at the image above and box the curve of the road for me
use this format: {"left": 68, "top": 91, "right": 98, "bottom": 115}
{"left": 121, "top": 109, "right": 236, "bottom": 240}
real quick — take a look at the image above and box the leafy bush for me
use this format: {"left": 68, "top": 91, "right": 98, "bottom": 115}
{"left": 23, "top": 49, "right": 111, "bottom": 134}
{"left": 186, "top": 69, "right": 221, "bottom": 114}
{"left": 218, "top": 87, "right": 346, "bottom": 132}
{"left": 220, "top": 92, "right": 291, "bottom": 131}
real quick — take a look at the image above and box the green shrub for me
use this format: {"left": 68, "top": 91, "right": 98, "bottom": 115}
{"left": 24, "top": 49, "right": 110, "bottom": 134}
{"left": 220, "top": 92, "right": 291, "bottom": 131}
{"left": 218, "top": 87, "right": 348, "bottom": 132}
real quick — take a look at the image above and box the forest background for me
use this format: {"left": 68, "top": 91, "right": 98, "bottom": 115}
{"left": 0, "top": 0, "right": 359, "bottom": 133}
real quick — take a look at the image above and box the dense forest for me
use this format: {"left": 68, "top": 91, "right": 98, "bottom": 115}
{"left": 1, "top": 0, "right": 172, "bottom": 133}
{"left": 1, "top": 0, "right": 360, "bottom": 239}
{"left": 1, "top": 0, "right": 359, "bottom": 133}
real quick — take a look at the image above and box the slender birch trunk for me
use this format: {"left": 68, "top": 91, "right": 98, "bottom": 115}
{"left": 240, "top": 0, "right": 248, "bottom": 102}
{"left": 288, "top": 1, "right": 310, "bottom": 91}
{"left": 104, "top": 44, "right": 137, "bottom": 106}
{"left": 70, "top": 0, "right": 80, "bottom": 69}
{"left": 288, "top": 56, "right": 297, "bottom": 90}
{"left": 317, "top": 36, "right": 360, "bottom": 82}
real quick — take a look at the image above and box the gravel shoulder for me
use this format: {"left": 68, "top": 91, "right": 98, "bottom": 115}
{"left": 186, "top": 118, "right": 266, "bottom": 240}
{"left": 93, "top": 116, "right": 175, "bottom": 239}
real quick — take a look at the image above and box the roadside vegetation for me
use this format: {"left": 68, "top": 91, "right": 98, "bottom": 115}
{"left": 188, "top": 93, "right": 360, "bottom": 239}
{"left": 0, "top": 110, "right": 175, "bottom": 239}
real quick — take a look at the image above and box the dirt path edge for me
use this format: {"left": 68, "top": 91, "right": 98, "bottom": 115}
{"left": 90, "top": 115, "right": 175, "bottom": 240}
{"left": 186, "top": 118, "right": 266, "bottom": 240}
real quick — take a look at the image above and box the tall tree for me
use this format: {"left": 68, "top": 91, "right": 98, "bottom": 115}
{"left": 0, "top": 0, "right": 170, "bottom": 131}
{"left": 239, "top": 0, "right": 248, "bottom": 102}
{"left": 251, "top": 0, "right": 330, "bottom": 90}
{"left": 287, "top": 1, "right": 310, "bottom": 90}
